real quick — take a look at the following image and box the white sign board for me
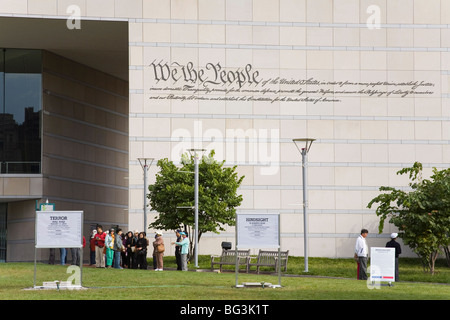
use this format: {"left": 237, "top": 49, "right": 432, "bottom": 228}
{"left": 35, "top": 211, "right": 83, "bottom": 248}
{"left": 370, "top": 247, "right": 395, "bottom": 282}
{"left": 237, "top": 214, "right": 279, "bottom": 249}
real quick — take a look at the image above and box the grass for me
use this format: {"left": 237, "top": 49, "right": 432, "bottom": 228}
{"left": 0, "top": 256, "right": 448, "bottom": 302}
{"left": 194, "top": 255, "right": 450, "bottom": 284}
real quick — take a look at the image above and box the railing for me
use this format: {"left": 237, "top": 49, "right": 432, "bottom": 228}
{"left": 0, "top": 161, "right": 41, "bottom": 174}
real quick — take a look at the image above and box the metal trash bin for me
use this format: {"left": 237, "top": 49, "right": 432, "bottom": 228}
{"left": 221, "top": 242, "right": 232, "bottom": 250}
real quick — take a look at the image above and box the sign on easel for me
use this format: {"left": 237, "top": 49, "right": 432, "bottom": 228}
{"left": 370, "top": 247, "right": 395, "bottom": 283}
{"left": 237, "top": 214, "right": 280, "bottom": 249}
{"left": 34, "top": 210, "right": 84, "bottom": 289}
{"left": 36, "top": 211, "right": 83, "bottom": 248}
{"left": 235, "top": 213, "right": 281, "bottom": 288}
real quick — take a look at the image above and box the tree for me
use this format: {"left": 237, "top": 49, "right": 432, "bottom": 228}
{"left": 148, "top": 150, "right": 244, "bottom": 259}
{"left": 367, "top": 162, "right": 450, "bottom": 274}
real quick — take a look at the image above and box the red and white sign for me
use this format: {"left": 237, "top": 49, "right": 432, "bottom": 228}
{"left": 370, "top": 247, "right": 395, "bottom": 282}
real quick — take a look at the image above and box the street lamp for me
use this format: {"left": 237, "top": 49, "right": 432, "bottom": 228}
{"left": 138, "top": 158, "right": 154, "bottom": 233}
{"left": 293, "top": 138, "right": 315, "bottom": 272}
{"left": 188, "top": 148, "right": 206, "bottom": 268}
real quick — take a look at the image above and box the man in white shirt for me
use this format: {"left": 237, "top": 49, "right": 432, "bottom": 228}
{"left": 354, "top": 229, "right": 369, "bottom": 280}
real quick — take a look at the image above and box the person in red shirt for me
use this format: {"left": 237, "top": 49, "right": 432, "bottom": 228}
{"left": 94, "top": 225, "right": 106, "bottom": 268}
{"left": 89, "top": 230, "right": 97, "bottom": 265}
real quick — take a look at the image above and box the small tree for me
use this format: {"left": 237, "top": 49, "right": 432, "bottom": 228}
{"left": 367, "top": 162, "right": 450, "bottom": 274}
{"left": 148, "top": 150, "right": 244, "bottom": 259}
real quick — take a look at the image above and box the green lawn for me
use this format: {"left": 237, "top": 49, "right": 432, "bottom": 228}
{"left": 195, "top": 254, "right": 450, "bottom": 284}
{"left": 0, "top": 256, "right": 448, "bottom": 302}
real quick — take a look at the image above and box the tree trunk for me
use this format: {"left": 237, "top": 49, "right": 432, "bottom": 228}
{"left": 183, "top": 224, "right": 202, "bottom": 262}
{"left": 429, "top": 251, "right": 439, "bottom": 275}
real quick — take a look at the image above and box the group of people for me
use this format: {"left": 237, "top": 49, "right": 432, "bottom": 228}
{"left": 89, "top": 225, "right": 190, "bottom": 271}
{"left": 52, "top": 224, "right": 403, "bottom": 279}
{"left": 354, "top": 228, "right": 402, "bottom": 281}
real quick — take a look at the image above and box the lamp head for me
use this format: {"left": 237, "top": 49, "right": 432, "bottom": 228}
{"left": 187, "top": 148, "right": 206, "bottom": 158}
{"left": 293, "top": 138, "right": 316, "bottom": 154}
{"left": 138, "top": 157, "right": 155, "bottom": 169}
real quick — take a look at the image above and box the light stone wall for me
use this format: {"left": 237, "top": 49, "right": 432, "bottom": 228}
{"left": 2, "top": 0, "right": 450, "bottom": 258}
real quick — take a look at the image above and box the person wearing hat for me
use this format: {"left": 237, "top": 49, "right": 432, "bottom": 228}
{"left": 386, "top": 232, "right": 402, "bottom": 282}
{"left": 153, "top": 232, "right": 165, "bottom": 271}
{"left": 172, "top": 232, "right": 189, "bottom": 271}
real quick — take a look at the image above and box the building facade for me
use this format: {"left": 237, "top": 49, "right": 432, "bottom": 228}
{"left": 1, "top": 0, "right": 449, "bottom": 261}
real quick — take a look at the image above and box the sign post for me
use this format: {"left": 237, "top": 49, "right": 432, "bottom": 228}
{"left": 235, "top": 213, "right": 281, "bottom": 288}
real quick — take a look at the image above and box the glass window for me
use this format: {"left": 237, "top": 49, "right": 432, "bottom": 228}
{"left": 0, "top": 49, "right": 42, "bottom": 174}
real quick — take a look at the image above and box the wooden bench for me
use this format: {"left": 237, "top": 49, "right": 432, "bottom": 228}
{"left": 248, "top": 250, "right": 289, "bottom": 274}
{"left": 211, "top": 249, "right": 251, "bottom": 273}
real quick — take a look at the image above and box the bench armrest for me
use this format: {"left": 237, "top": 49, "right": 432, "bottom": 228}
{"left": 210, "top": 255, "right": 221, "bottom": 262}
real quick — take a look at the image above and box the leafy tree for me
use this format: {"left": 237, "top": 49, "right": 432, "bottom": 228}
{"left": 148, "top": 150, "right": 244, "bottom": 259}
{"left": 367, "top": 162, "right": 450, "bottom": 274}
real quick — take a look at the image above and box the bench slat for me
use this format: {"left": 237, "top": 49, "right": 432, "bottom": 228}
{"left": 211, "top": 249, "right": 251, "bottom": 272}
{"left": 248, "top": 250, "right": 289, "bottom": 274}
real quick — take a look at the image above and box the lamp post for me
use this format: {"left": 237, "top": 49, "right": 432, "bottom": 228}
{"left": 293, "top": 138, "right": 315, "bottom": 272}
{"left": 138, "top": 158, "right": 154, "bottom": 233}
{"left": 187, "top": 148, "right": 206, "bottom": 268}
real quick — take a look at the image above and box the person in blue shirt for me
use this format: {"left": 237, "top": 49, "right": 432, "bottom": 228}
{"left": 172, "top": 231, "right": 189, "bottom": 271}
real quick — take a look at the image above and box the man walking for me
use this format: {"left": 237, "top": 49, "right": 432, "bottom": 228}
{"left": 386, "top": 232, "right": 402, "bottom": 282}
{"left": 354, "top": 229, "right": 369, "bottom": 280}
